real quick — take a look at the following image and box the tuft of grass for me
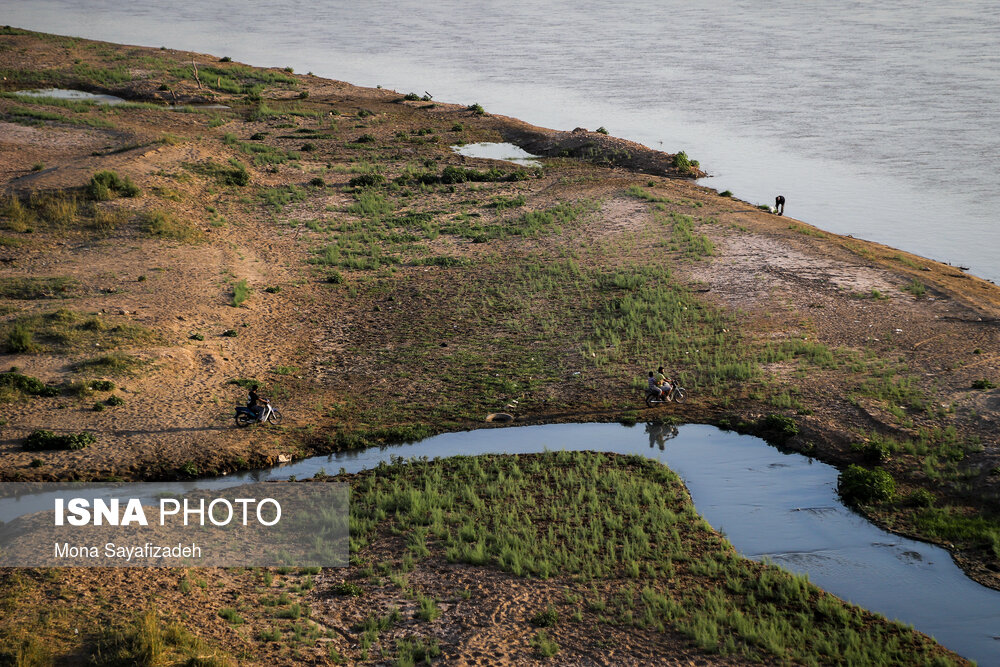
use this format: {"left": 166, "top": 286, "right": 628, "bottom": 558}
{"left": 5, "top": 323, "right": 37, "bottom": 354}
{"left": 184, "top": 160, "right": 250, "bottom": 187}
{"left": 72, "top": 353, "right": 145, "bottom": 376}
{"left": 530, "top": 630, "right": 560, "bottom": 658}
{"left": 395, "top": 636, "right": 441, "bottom": 666}
{"left": 530, "top": 605, "right": 559, "bottom": 627}
{"left": 86, "top": 170, "right": 140, "bottom": 201}
{"left": 231, "top": 279, "right": 251, "bottom": 307}
{"left": 260, "top": 185, "right": 308, "bottom": 211}
{"left": 217, "top": 608, "right": 244, "bottom": 626}
{"left": 143, "top": 210, "right": 202, "bottom": 242}
{"left": 902, "top": 280, "right": 926, "bottom": 298}
{"left": 0, "top": 276, "right": 80, "bottom": 300}
{"left": 89, "top": 609, "right": 234, "bottom": 666}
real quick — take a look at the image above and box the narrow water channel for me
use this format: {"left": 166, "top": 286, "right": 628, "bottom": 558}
{"left": 3, "top": 423, "right": 997, "bottom": 663}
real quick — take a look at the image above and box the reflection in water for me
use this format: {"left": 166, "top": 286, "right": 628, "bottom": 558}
{"left": 645, "top": 421, "right": 678, "bottom": 450}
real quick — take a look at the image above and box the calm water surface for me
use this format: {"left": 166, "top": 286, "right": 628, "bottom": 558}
{"left": 3, "top": 423, "right": 998, "bottom": 662}
{"left": 9, "top": 1, "right": 1000, "bottom": 280}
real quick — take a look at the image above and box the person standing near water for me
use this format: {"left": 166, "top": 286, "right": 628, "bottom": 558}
{"left": 775, "top": 195, "right": 785, "bottom": 216}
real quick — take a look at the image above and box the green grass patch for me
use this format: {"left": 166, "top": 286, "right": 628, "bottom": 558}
{"left": 1, "top": 309, "right": 155, "bottom": 355}
{"left": 142, "top": 210, "right": 202, "bottom": 242}
{"left": 72, "top": 353, "right": 146, "bottom": 376}
{"left": 339, "top": 453, "right": 960, "bottom": 665}
{"left": 260, "top": 185, "right": 308, "bottom": 211}
{"left": 231, "top": 279, "right": 251, "bottom": 307}
{"left": 183, "top": 159, "right": 250, "bottom": 186}
{"left": 0, "top": 276, "right": 80, "bottom": 299}
{"left": 903, "top": 279, "right": 927, "bottom": 298}
{"left": 88, "top": 609, "right": 234, "bottom": 666}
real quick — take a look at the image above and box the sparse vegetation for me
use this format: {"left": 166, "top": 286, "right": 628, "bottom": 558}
{"left": 232, "top": 279, "right": 251, "bottom": 307}
{"left": 838, "top": 464, "right": 896, "bottom": 505}
{"left": 903, "top": 279, "right": 927, "bottom": 298}
{"left": 142, "top": 209, "right": 202, "bottom": 242}
{"left": 24, "top": 429, "right": 96, "bottom": 451}
{"left": 86, "top": 170, "right": 140, "bottom": 200}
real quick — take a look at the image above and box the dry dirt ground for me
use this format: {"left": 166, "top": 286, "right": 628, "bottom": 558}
{"left": 0, "top": 28, "right": 995, "bottom": 665}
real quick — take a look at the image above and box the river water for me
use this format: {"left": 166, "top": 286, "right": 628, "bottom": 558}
{"left": 7, "top": 1, "right": 1000, "bottom": 281}
{"left": 4, "top": 423, "right": 997, "bottom": 663}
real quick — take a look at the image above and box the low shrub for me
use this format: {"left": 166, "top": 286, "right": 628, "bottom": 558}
{"left": 0, "top": 371, "right": 59, "bottom": 397}
{"left": 89, "top": 380, "right": 115, "bottom": 391}
{"left": 757, "top": 414, "right": 799, "bottom": 444}
{"left": 838, "top": 464, "right": 895, "bottom": 505}
{"left": 672, "top": 151, "right": 692, "bottom": 173}
{"left": 348, "top": 173, "right": 386, "bottom": 188}
{"left": 905, "top": 488, "right": 935, "bottom": 508}
{"left": 86, "top": 170, "right": 140, "bottom": 200}
{"left": 24, "top": 429, "right": 96, "bottom": 451}
{"left": 530, "top": 606, "right": 559, "bottom": 627}
{"left": 105, "top": 395, "right": 125, "bottom": 406}
{"left": 852, "top": 440, "right": 891, "bottom": 464}
{"left": 971, "top": 379, "right": 996, "bottom": 390}
{"left": 331, "top": 582, "right": 363, "bottom": 596}
{"left": 5, "top": 323, "right": 36, "bottom": 353}
{"left": 467, "top": 103, "right": 485, "bottom": 115}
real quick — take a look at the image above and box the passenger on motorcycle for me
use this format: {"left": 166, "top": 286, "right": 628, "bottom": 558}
{"left": 648, "top": 371, "right": 664, "bottom": 399}
{"left": 248, "top": 385, "right": 269, "bottom": 422}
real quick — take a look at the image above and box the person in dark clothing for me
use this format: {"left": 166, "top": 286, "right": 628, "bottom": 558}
{"left": 775, "top": 195, "right": 785, "bottom": 216}
{"left": 248, "top": 385, "right": 268, "bottom": 422}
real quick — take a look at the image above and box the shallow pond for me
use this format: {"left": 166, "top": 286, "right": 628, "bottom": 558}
{"left": 14, "top": 88, "right": 126, "bottom": 104}
{"left": 452, "top": 142, "right": 542, "bottom": 167}
{"left": 13, "top": 89, "right": 230, "bottom": 111}
{"left": 3, "top": 423, "right": 997, "bottom": 662}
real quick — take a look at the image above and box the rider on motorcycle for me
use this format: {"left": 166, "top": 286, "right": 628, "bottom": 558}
{"left": 656, "top": 366, "right": 673, "bottom": 394}
{"left": 248, "top": 385, "right": 269, "bottom": 422}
